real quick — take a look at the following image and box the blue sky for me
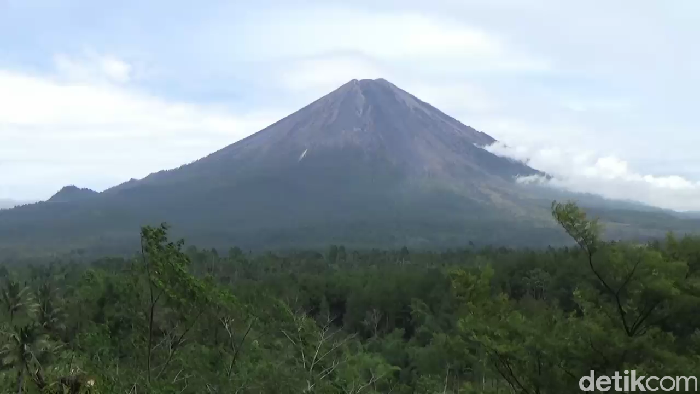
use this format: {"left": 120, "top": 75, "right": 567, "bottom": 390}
{"left": 2, "top": 0, "right": 700, "bottom": 210}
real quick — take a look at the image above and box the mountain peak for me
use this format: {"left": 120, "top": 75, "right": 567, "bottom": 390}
{"left": 345, "top": 76, "right": 397, "bottom": 89}
{"left": 352, "top": 77, "right": 391, "bottom": 85}
{"left": 334, "top": 78, "right": 399, "bottom": 97}
{"left": 346, "top": 77, "right": 388, "bottom": 83}
{"left": 48, "top": 185, "right": 98, "bottom": 202}
{"left": 138, "top": 78, "right": 536, "bottom": 188}
{"left": 362, "top": 77, "right": 392, "bottom": 85}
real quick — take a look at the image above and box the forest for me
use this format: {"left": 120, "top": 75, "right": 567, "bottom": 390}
{"left": 0, "top": 201, "right": 698, "bottom": 393}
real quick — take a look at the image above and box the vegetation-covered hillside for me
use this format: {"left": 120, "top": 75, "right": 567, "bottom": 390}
{"left": 0, "top": 202, "right": 698, "bottom": 393}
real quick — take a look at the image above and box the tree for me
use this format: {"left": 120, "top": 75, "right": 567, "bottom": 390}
{"left": 551, "top": 201, "right": 698, "bottom": 377}
{"left": 338, "top": 246, "right": 347, "bottom": 263}
{"left": 280, "top": 301, "right": 358, "bottom": 392}
{"left": 1, "top": 280, "right": 30, "bottom": 324}
{"left": 138, "top": 224, "right": 211, "bottom": 389}
{"left": 35, "top": 281, "right": 63, "bottom": 336}
{"left": 0, "top": 324, "right": 52, "bottom": 393}
{"left": 552, "top": 201, "right": 688, "bottom": 339}
{"left": 328, "top": 245, "right": 339, "bottom": 264}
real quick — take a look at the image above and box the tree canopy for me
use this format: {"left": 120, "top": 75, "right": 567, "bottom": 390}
{"left": 0, "top": 202, "right": 698, "bottom": 393}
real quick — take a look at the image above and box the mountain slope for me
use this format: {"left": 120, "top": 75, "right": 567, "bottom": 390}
{"left": 118, "top": 78, "right": 537, "bottom": 189}
{"left": 105, "top": 78, "right": 547, "bottom": 227}
{"left": 1, "top": 79, "right": 697, "bottom": 255}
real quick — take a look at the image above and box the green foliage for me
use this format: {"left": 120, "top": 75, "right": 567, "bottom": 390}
{"left": 0, "top": 204, "right": 698, "bottom": 392}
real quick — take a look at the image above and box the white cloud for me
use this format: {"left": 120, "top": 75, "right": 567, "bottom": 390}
{"left": 248, "top": 11, "right": 507, "bottom": 60}
{"left": 0, "top": 56, "right": 278, "bottom": 200}
{"left": 54, "top": 51, "right": 133, "bottom": 84}
{"left": 0, "top": 68, "right": 264, "bottom": 132}
{"left": 258, "top": 8, "right": 551, "bottom": 94}
{"left": 486, "top": 142, "right": 700, "bottom": 211}
{"left": 99, "top": 57, "right": 132, "bottom": 83}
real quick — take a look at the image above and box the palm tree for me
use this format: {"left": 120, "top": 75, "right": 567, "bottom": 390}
{"left": 0, "top": 324, "right": 51, "bottom": 394}
{"left": 35, "top": 282, "right": 63, "bottom": 335}
{"left": 1, "top": 280, "right": 30, "bottom": 323}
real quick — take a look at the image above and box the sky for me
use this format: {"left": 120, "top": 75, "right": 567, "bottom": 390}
{"left": 1, "top": 0, "right": 699, "bottom": 210}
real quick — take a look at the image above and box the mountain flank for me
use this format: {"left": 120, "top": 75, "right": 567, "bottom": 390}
{"left": 0, "top": 79, "right": 698, "bottom": 256}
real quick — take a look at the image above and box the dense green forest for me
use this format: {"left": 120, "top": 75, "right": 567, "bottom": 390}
{"left": 0, "top": 202, "right": 698, "bottom": 393}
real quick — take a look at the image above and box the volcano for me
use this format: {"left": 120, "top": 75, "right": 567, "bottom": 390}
{"left": 2, "top": 79, "right": 693, "bottom": 255}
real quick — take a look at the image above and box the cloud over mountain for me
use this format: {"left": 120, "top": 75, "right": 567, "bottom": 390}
{"left": 487, "top": 143, "right": 700, "bottom": 211}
